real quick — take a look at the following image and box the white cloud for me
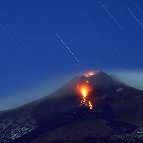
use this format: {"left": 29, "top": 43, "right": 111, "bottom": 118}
{"left": 109, "top": 70, "right": 143, "bottom": 90}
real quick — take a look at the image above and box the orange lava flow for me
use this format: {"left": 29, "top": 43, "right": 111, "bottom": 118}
{"left": 77, "top": 83, "right": 93, "bottom": 110}
{"left": 88, "top": 101, "right": 93, "bottom": 110}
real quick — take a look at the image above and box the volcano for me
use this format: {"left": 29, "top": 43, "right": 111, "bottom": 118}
{"left": 1, "top": 71, "right": 143, "bottom": 143}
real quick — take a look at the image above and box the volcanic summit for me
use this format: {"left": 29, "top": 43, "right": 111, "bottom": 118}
{"left": 0, "top": 71, "right": 143, "bottom": 143}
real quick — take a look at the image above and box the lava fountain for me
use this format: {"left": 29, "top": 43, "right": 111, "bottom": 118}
{"left": 76, "top": 83, "right": 93, "bottom": 110}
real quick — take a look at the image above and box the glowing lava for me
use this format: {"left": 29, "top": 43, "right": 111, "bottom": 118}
{"left": 88, "top": 101, "right": 93, "bottom": 110}
{"left": 77, "top": 84, "right": 93, "bottom": 110}
{"left": 85, "top": 71, "right": 95, "bottom": 77}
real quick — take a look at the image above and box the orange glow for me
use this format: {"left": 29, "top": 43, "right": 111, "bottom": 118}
{"left": 85, "top": 71, "right": 95, "bottom": 77}
{"left": 77, "top": 84, "right": 92, "bottom": 97}
{"left": 89, "top": 101, "right": 93, "bottom": 110}
{"left": 81, "top": 87, "right": 88, "bottom": 97}
{"left": 88, "top": 72, "right": 94, "bottom": 76}
{"left": 77, "top": 84, "right": 93, "bottom": 110}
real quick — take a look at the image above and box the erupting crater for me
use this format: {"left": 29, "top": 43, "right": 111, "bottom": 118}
{"left": 85, "top": 71, "right": 95, "bottom": 77}
{"left": 76, "top": 82, "right": 93, "bottom": 110}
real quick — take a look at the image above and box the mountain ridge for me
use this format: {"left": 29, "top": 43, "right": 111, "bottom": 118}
{"left": 1, "top": 71, "right": 143, "bottom": 143}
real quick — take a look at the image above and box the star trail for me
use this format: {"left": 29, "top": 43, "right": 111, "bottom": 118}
{"left": 98, "top": 1, "right": 123, "bottom": 30}
{"left": 0, "top": 0, "right": 143, "bottom": 110}
{"left": 128, "top": 8, "right": 143, "bottom": 29}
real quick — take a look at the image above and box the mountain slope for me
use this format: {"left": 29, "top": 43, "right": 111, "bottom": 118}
{"left": 0, "top": 71, "right": 143, "bottom": 143}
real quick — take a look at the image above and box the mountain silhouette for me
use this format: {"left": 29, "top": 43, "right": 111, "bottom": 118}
{"left": 0, "top": 71, "right": 143, "bottom": 143}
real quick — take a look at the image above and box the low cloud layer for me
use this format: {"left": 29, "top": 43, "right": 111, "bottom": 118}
{"left": 110, "top": 70, "right": 143, "bottom": 90}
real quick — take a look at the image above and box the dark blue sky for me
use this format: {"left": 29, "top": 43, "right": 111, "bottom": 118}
{"left": 0, "top": 0, "right": 143, "bottom": 97}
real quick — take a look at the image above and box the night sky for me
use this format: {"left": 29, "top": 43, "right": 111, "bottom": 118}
{"left": 0, "top": 0, "right": 143, "bottom": 110}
